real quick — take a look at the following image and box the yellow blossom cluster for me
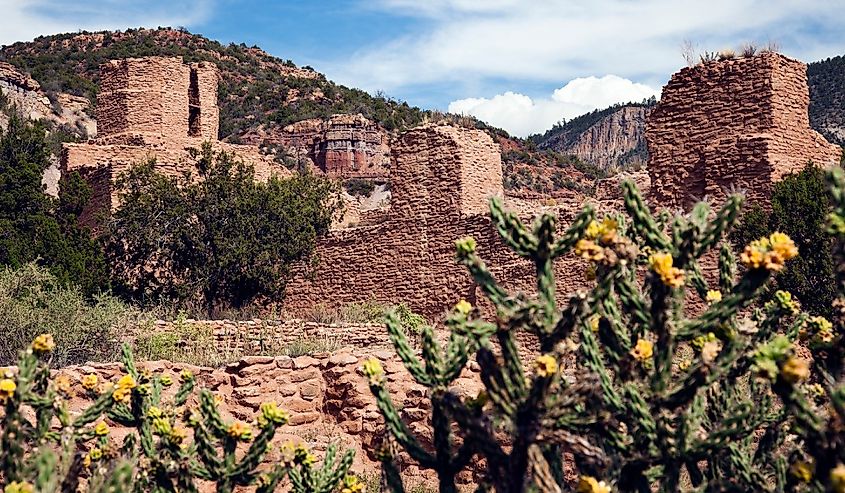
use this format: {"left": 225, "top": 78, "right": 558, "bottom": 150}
{"left": 0, "top": 378, "right": 16, "bottom": 402}
{"left": 577, "top": 476, "right": 611, "bottom": 493}
{"left": 31, "top": 333, "right": 55, "bottom": 354}
{"left": 705, "top": 290, "right": 722, "bottom": 303}
{"left": 454, "top": 299, "right": 473, "bottom": 316}
{"left": 53, "top": 375, "right": 72, "bottom": 396}
{"left": 740, "top": 232, "right": 798, "bottom": 271}
{"left": 534, "top": 354, "right": 558, "bottom": 378}
{"left": 81, "top": 373, "right": 99, "bottom": 391}
{"left": 790, "top": 460, "right": 814, "bottom": 483}
{"left": 83, "top": 447, "right": 103, "bottom": 468}
{"left": 226, "top": 421, "right": 253, "bottom": 441}
{"left": 258, "top": 402, "right": 290, "bottom": 428}
{"left": 112, "top": 374, "right": 137, "bottom": 403}
{"left": 649, "top": 252, "right": 684, "bottom": 288}
{"left": 781, "top": 357, "right": 811, "bottom": 384}
{"left": 341, "top": 475, "right": 364, "bottom": 493}
{"left": 94, "top": 421, "right": 110, "bottom": 436}
{"left": 4, "top": 482, "right": 33, "bottom": 493}
{"left": 362, "top": 358, "right": 384, "bottom": 386}
{"left": 630, "top": 339, "right": 653, "bottom": 361}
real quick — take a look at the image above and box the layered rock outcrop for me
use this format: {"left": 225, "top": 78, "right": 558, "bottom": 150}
{"left": 647, "top": 53, "right": 841, "bottom": 209}
{"left": 241, "top": 114, "right": 391, "bottom": 180}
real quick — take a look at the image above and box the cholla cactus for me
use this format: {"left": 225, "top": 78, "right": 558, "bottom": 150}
{"left": 0, "top": 339, "right": 355, "bottom": 493}
{"left": 0, "top": 334, "right": 121, "bottom": 492}
{"left": 367, "top": 181, "right": 814, "bottom": 492}
{"left": 765, "top": 167, "right": 845, "bottom": 492}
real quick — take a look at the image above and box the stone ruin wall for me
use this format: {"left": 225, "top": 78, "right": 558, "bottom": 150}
{"left": 21, "top": 349, "right": 487, "bottom": 486}
{"left": 647, "top": 52, "right": 841, "bottom": 210}
{"left": 61, "top": 57, "right": 286, "bottom": 228}
{"left": 283, "top": 124, "right": 589, "bottom": 319}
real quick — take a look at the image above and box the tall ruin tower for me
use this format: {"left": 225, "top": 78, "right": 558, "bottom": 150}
{"left": 647, "top": 52, "right": 841, "bottom": 209}
{"left": 96, "top": 57, "right": 219, "bottom": 144}
{"left": 62, "top": 56, "right": 284, "bottom": 229}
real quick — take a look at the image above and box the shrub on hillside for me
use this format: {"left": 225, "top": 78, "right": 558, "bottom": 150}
{"left": 104, "top": 143, "right": 342, "bottom": 315}
{"left": 0, "top": 262, "right": 130, "bottom": 366}
{"left": 732, "top": 163, "right": 837, "bottom": 317}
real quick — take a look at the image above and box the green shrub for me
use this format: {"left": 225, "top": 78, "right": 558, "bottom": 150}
{"left": 104, "top": 144, "right": 342, "bottom": 315}
{"left": 0, "top": 262, "right": 130, "bottom": 367}
{"left": 732, "top": 163, "right": 837, "bottom": 317}
{"left": 344, "top": 179, "right": 376, "bottom": 198}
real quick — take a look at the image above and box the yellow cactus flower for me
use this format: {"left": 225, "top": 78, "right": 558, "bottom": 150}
{"left": 705, "top": 290, "right": 722, "bottom": 303}
{"left": 362, "top": 358, "right": 384, "bottom": 385}
{"left": 649, "top": 252, "right": 684, "bottom": 288}
{"left": 678, "top": 359, "right": 692, "bottom": 371}
{"left": 84, "top": 447, "right": 102, "bottom": 468}
{"left": 93, "top": 421, "right": 110, "bottom": 436}
{"left": 454, "top": 299, "right": 473, "bottom": 316}
{"left": 781, "top": 357, "right": 811, "bottom": 384}
{"left": 790, "top": 460, "right": 814, "bottom": 482}
{"left": 534, "top": 354, "right": 558, "bottom": 378}
{"left": 152, "top": 418, "right": 172, "bottom": 437}
{"left": 4, "top": 481, "right": 34, "bottom": 493}
{"left": 112, "top": 374, "right": 137, "bottom": 403}
{"left": 170, "top": 426, "right": 188, "bottom": 444}
{"left": 258, "top": 402, "right": 290, "bottom": 427}
{"left": 585, "top": 220, "right": 601, "bottom": 239}
{"left": 227, "top": 421, "right": 253, "bottom": 441}
{"left": 31, "top": 333, "right": 55, "bottom": 353}
{"left": 588, "top": 314, "right": 600, "bottom": 333}
{"left": 81, "top": 373, "right": 99, "bottom": 391}
{"left": 341, "top": 475, "right": 365, "bottom": 493}
{"left": 831, "top": 463, "right": 845, "bottom": 493}
{"left": 160, "top": 375, "right": 173, "bottom": 386}
{"left": 147, "top": 406, "right": 163, "bottom": 419}
{"left": 741, "top": 233, "right": 798, "bottom": 272}
{"left": 630, "top": 339, "right": 653, "bottom": 361}
{"left": 577, "top": 476, "right": 611, "bottom": 493}
{"left": 53, "top": 374, "right": 72, "bottom": 396}
{"left": 455, "top": 236, "right": 477, "bottom": 256}
{"left": 575, "top": 239, "right": 605, "bottom": 262}
{"left": 180, "top": 369, "right": 194, "bottom": 382}
{"left": 0, "top": 378, "right": 16, "bottom": 402}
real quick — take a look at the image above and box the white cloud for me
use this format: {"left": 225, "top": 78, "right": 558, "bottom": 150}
{"left": 448, "top": 75, "right": 659, "bottom": 137}
{"left": 0, "top": 0, "right": 213, "bottom": 46}
{"left": 335, "top": 0, "right": 844, "bottom": 97}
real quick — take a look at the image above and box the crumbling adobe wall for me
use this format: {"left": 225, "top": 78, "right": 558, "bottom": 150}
{"left": 647, "top": 53, "right": 841, "bottom": 209}
{"left": 283, "top": 124, "right": 587, "bottom": 318}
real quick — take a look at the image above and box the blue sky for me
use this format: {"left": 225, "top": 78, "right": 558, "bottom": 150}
{"left": 2, "top": 0, "right": 844, "bottom": 136}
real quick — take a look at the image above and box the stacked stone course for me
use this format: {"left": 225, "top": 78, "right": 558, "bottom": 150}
{"left": 647, "top": 52, "right": 841, "bottom": 209}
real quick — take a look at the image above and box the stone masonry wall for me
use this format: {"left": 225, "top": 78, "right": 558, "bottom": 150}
{"left": 283, "top": 124, "right": 587, "bottom": 319}
{"left": 33, "top": 348, "right": 490, "bottom": 485}
{"left": 647, "top": 53, "right": 841, "bottom": 209}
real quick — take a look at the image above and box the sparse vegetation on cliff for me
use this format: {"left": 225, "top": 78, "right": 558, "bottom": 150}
{"left": 104, "top": 144, "right": 341, "bottom": 315}
{"left": 0, "top": 28, "right": 428, "bottom": 138}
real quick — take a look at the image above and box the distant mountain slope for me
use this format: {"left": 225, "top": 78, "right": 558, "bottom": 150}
{"left": 808, "top": 55, "right": 845, "bottom": 146}
{"left": 529, "top": 99, "right": 656, "bottom": 172}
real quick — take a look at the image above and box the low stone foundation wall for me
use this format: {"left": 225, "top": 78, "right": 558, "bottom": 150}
{"left": 49, "top": 347, "right": 488, "bottom": 485}
{"left": 139, "top": 319, "right": 394, "bottom": 354}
